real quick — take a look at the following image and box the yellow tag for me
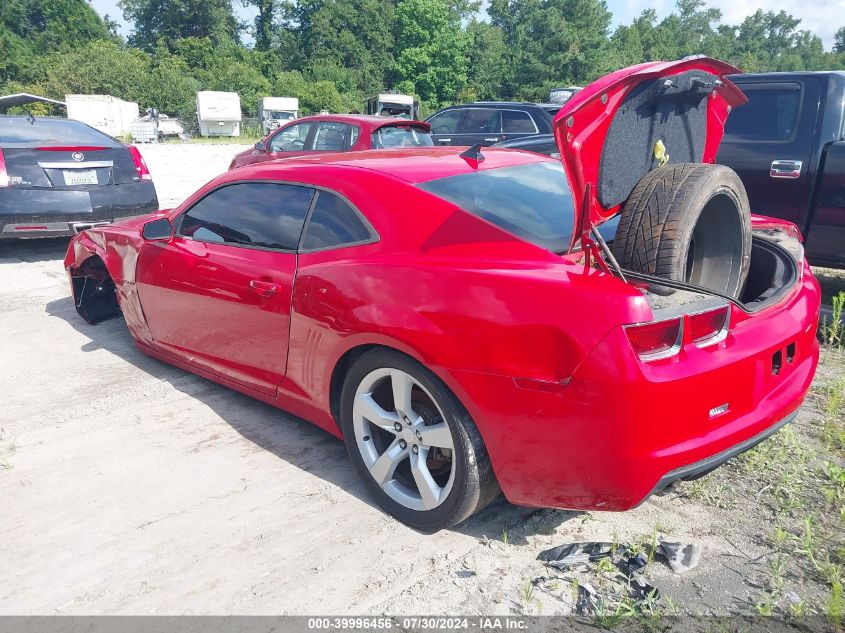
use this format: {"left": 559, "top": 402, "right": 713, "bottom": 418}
{"left": 654, "top": 139, "right": 669, "bottom": 167}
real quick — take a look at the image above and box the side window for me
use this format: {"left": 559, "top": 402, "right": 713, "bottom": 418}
{"left": 313, "top": 122, "right": 355, "bottom": 151}
{"left": 270, "top": 122, "right": 312, "bottom": 152}
{"left": 179, "top": 182, "right": 314, "bottom": 250}
{"left": 428, "top": 109, "right": 464, "bottom": 134}
{"left": 302, "top": 190, "right": 373, "bottom": 250}
{"left": 502, "top": 110, "right": 537, "bottom": 134}
{"left": 723, "top": 84, "right": 801, "bottom": 142}
{"left": 462, "top": 108, "right": 501, "bottom": 134}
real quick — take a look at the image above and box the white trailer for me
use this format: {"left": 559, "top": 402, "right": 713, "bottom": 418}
{"left": 65, "top": 94, "right": 139, "bottom": 137}
{"left": 258, "top": 97, "right": 298, "bottom": 133}
{"left": 364, "top": 93, "right": 419, "bottom": 119}
{"left": 196, "top": 91, "right": 242, "bottom": 137}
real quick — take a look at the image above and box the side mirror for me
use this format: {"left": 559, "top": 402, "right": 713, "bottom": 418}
{"left": 254, "top": 140, "right": 266, "bottom": 151}
{"left": 142, "top": 217, "right": 173, "bottom": 241}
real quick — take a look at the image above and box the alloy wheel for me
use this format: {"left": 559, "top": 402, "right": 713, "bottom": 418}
{"left": 352, "top": 368, "right": 456, "bottom": 511}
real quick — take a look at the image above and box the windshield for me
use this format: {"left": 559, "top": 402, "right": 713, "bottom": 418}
{"left": 0, "top": 117, "right": 120, "bottom": 146}
{"left": 371, "top": 125, "right": 433, "bottom": 148}
{"left": 271, "top": 112, "right": 296, "bottom": 121}
{"left": 418, "top": 161, "right": 575, "bottom": 253}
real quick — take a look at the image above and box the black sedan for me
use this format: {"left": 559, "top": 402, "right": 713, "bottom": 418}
{"left": 0, "top": 116, "right": 158, "bottom": 239}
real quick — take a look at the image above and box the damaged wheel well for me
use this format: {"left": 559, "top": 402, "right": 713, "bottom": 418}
{"left": 70, "top": 255, "right": 122, "bottom": 324}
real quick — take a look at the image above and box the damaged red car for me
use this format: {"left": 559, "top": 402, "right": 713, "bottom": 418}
{"left": 65, "top": 58, "right": 820, "bottom": 531}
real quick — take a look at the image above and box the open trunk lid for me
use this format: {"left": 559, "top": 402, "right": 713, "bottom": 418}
{"left": 553, "top": 57, "right": 747, "bottom": 252}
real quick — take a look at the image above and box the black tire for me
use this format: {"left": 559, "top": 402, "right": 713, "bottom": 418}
{"left": 340, "top": 349, "right": 500, "bottom": 532}
{"left": 611, "top": 163, "right": 752, "bottom": 298}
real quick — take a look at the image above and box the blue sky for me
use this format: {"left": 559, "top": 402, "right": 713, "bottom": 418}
{"left": 88, "top": 0, "right": 844, "bottom": 49}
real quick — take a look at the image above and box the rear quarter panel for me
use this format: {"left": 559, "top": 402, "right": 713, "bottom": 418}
{"left": 280, "top": 169, "right": 650, "bottom": 437}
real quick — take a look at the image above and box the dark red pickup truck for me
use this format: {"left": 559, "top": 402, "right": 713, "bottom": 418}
{"left": 717, "top": 72, "right": 845, "bottom": 269}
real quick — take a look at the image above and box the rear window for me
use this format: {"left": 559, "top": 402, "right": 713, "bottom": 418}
{"left": 0, "top": 117, "right": 119, "bottom": 146}
{"left": 723, "top": 84, "right": 801, "bottom": 142}
{"left": 418, "top": 161, "right": 575, "bottom": 253}
{"left": 371, "top": 125, "right": 433, "bottom": 148}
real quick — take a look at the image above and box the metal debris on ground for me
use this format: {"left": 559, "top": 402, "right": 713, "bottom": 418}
{"left": 537, "top": 542, "right": 613, "bottom": 569}
{"left": 574, "top": 582, "right": 601, "bottom": 616}
{"left": 655, "top": 539, "right": 702, "bottom": 574}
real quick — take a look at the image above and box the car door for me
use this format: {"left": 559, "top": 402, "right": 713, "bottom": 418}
{"left": 717, "top": 79, "right": 821, "bottom": 228}
{"left": 309, "top": 121, "right": 360, "bottom": 153}
{"left": 428, "top": 109, "right": 466, "bottom": 146}
{"left": 265, "top": 121, "right": 316, "bottom": 161}
{"left": 135, "top": 181, "right": 315, "bottom": 395}
{"left": 458, "top": 108, "right": 503, "bottom": 146}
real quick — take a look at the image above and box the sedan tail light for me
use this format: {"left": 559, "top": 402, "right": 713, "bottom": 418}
{"left": 688, "top": 306, "right": 730, "bottom": 347}
{"left": 127, "top": 145, "right": 152, "bottom": 181}
{"left": 624, "top": 317, "right": 683, "bottom": 361}
{"left": 0, "top": 147, "right": 8, "bottom": 187}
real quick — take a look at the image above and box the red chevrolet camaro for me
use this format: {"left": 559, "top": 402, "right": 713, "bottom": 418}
{"left": 65, "top": 59, "right": 820, "bottom": 531}
{"left": 228, "top": 114, "right": 433, "bottom": 170}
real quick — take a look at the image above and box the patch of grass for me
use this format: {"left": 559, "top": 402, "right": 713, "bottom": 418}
{"left": 828, "top": 580, "right": 844, "bottom": 630}
{"left": 821, "top": 291, "right": 845, "bottom": 348}
{"left": 518, "top": 580, "right": 541, "bottom": 613}
{"left": 822, "top": 377, "right": 845, "bottom": 452}
{"left": 684, "top": 476, "right": 735, "bottom": 509}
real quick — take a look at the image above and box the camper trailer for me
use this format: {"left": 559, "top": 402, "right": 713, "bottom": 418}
{"left": 196, "top": 91, "right": 242, "bottom": 137}
{"left": 65, "top": 94, "right": 139, "bottom": 137}
{"left": 364, "top": 93, "right": 419, "bottom": 119}
{"left": 258, "top": 97, "right": 298, "bottom": 133}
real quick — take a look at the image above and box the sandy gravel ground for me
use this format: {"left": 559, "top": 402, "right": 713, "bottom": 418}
{"left": 1, "top": 144, "right": 843, "bottom": 617}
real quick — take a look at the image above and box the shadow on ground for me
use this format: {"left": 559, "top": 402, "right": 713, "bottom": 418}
{"left": 45, "top": 293, "right": 580, "bottom": 538}
{"left": 0, "top": 237, "right": 71, "bottom": 265}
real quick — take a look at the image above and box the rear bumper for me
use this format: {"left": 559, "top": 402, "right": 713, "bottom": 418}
{"left": 0, "top": 182, "right": 158, "bottom": 239}
{"left": 445, "top": 263, "right": 821, "bottom": 511}
{"left": 647, "top": 409, "right": 796, "bottom": 497}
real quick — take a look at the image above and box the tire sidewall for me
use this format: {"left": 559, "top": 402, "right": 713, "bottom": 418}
{"left": 339, "top": 349, "right": 484, "bottom": 532}
{"left": 665, "top": 167, "right": 751, "bottom": 295}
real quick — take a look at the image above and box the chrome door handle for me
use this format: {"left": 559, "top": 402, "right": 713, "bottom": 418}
{"left": 770, "top": 160, "right": 802, "bottom": 179}
{"left": 484, "top": 137, "right": 500, "bottom": 142}
{"left": 250, "top": 279, "right": 280, "bottom": 296}
{"left": 437, "top": 138, "right": 452, "bottom": 143}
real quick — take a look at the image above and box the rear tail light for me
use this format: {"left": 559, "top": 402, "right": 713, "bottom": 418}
{"left": 688, "top": 306, "right": 730, "bottom": 347}
{"left": 127, "top": 145, "right": 152, "bottom": 181}
{"left": 0, "top": 147, "right": 8, "bottom": 187}
{"left": 624, "top": 317, "right": 683, "bottom": 361}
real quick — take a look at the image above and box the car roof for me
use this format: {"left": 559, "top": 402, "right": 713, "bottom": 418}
{"left": 465, "top": 102, "right": 548, "bottom": 107}
{"left": 289, "top": 113, "right": 429, "bottom": 131}
{"left": 236, "top": 147, "right": 553, "bottom": 184}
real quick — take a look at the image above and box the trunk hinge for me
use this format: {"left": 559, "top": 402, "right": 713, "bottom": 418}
{"left": 576, "top": 183, "right": 626, "bottom": 281}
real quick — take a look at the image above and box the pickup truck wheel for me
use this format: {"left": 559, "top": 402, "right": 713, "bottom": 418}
{"left": 611, "top": 163, "right": 752, "bottom": 298}
{"left": 340, "top": 349, "right": 499, "bottom": 532}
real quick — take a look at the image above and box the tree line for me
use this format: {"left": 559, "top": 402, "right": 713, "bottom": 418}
{"left": 3, "top": 0, "right": 845, "bottom": 121}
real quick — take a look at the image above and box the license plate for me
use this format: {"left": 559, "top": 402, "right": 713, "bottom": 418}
{"left": 64, "top": 170, "right": 97, "bottom": 186}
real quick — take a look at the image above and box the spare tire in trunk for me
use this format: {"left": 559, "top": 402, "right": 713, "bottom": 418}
{"left": 611, "top": 163, "right": 752, "bottom": 298}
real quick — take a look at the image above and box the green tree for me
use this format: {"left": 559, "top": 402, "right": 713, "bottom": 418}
{"left": 119, "top": 0, "right": 239, "bottom": 51}
{"left": 394, "top": 0, "right": 470, "bottom": 107}
{"left": 295, "top": 0, "right": 395, "bottom": 94}
{"left": 38, "top": 40, "right": 150, "bottom": 103}
{"left": 465, "top": 21, "right": 511, "bottom": 100}
{"left": 0, "top": 0, "right": 112, "bottom": 82}
{"left": 835, "top": 27, "right": 845, "bottom": 54}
